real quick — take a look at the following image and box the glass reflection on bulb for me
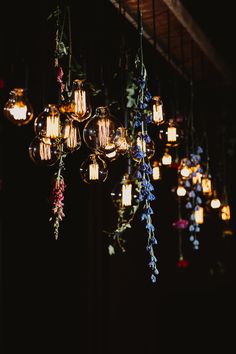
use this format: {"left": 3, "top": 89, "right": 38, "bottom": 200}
{"left": 83, "top": 106, "right": 123, "bottom": 155}
{"left": 80, "top": 154, "right": 108, "bottom": 184}
{"left": 4, "top": 88, "right": 34, "bottom": 126}
{"left": 28, "top": 136, "right": 61, "bottom": 166}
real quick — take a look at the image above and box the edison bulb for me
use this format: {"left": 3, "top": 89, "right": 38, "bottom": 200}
{"left": 221, "top": 205, "right": 231, "bottom": 221}
{"left": 159, "top": 119, "right": 183, "bottom": 147}
{"left": 152, "top": 96, "right": 164, "bottom": 125}
{"left": 152, "top": 161, "right": 161, "bottom": 180}
{"left": 176, "top": 186, "right": 187, "bottom": 197}
{"left": 179, "top": 158, "right": 191, "bottom": 178}
{"left": 162, "top": 150, "right": 172, "bottom": 166}
{"left": 194, "top": 207, "right": 204, "bottom": 224}
{"left": 111, "top": 174, "right": 139, "bottom": 210}
{"left": 83, "top": 106, "right": 123, "bottom": 155}
{"left": 114, "top": 127, "right": 131, "bottom": 155}
{"left": 80, "top": 154, "right": 108, "bottom": 184}
{"left": 131, "top": 133, "right": 155, "bottom": 162}
{"left": 210, "top": 198, "right": 221, "bottom": 209}
{"left": 63, "top": 118, "right": 82, "bottom": 152}
{"left": 28, "top": 136, "right": 61, "bottom": 166}
{"left": 201, "top": 176, "right": 212, "bottom": 195}
{"left": 34, "top": 104, "right": 68, "bottom": 140}
{"left": 70, "top": 79, "right": 92, "bottom": 122}
{"left": 4, "top": 88, "right": 33, "bottom": 126}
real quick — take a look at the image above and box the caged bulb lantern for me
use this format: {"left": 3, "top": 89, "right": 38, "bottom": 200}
{"left": 83, "top": 106, "right": 123, "bottom": 155}
{"left": 4, "top": 88, "right": 34, "bottom": 126}
{"left": 80, "top": 154, "right": 108, "bottom": 184}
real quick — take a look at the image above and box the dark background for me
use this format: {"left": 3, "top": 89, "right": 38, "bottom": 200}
{"left": 0, "top": 1, "right": 236, "bottom": 353}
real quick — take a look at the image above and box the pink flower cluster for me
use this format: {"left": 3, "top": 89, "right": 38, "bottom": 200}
{"left": 56, "top": 66, "right": 65, "bottom": 93}
{"left": 51, "top": 177, "right": 66, "bottom": 220}
{"left": 172, "top": 219, "right": 189, "bottom": 230}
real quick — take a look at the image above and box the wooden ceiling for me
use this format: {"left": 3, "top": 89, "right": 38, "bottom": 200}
{"left": 109, "top": 0, "right": 231, "bottom": 84}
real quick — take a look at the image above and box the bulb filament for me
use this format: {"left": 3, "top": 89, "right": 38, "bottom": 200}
{"left": 122, "top": 183, "right": 132, "bottom": 206}
{"left": 46, "top": 115, "right": 60, "bottom": 138}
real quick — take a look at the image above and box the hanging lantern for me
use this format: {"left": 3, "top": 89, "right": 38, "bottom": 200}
{"left": 194, "top": 206, "right": 204, "bottom": 224}
{"left": 152, "top": 96, "right": 164, "bottom": 125}
{"left": 176, "top": 186, "right": 187, "bottom": 197}
{"left": 83, "top": 106, "right": 123, "bottom": 155}
{"left": 4, "top": 88, "right": 34, "bottom": 126}
{"left": 152, "top": 160, "right": 161, "bottom": 180}
{"left": 28, "top": 136, "right": 61, "bottom": 166}
{"left": 159, "top": 119, "right": 183, "bottom": 147}
{"left": 161, "top": 149, "right": 172, "bottom": 166}
{"left": 221, "top": 205, "right": 231, "bottom": 221}
{"left": 80, "top": 154, "right": 108, "bottom": 184}
{"left": 201, "top": 176, "right": 212, "bottom": 195}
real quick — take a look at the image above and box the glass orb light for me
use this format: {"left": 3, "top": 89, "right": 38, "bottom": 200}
{"left": 114, "top": 127, "right": 131, "bottom": 155}
{"left": 152, "top": 160, "right": 161, "bottom": 180}
{"left": 159, "top": 119, "right": 183, "bottom": 147}
{"left": 221, "top": 204, "right": 231, "bottom": 221}
{"left": 210, "top": 197, "right": 221, "bottom": 209}
{"left": 176, "top": 185, "right": 187, "bottom": 197}
{"left": 111, "top": 173, "right": 139, "bottom": 209}
{"left": 34, "top": 104, "right": 67, "bottom": 140}
{"left": 83, "top": 106, "right": 123, "bottom": 155}
{"left": 4, "top": 88, "right": 34, "bottom": 126}
{"left": 80, "top": 154, "right": 108, "bottom": 184}
{"left": 70, "top": 79, "right": 92, "bottom": 122}
{"left": 63, "top": 118, "right": 82, "bottom": 152}
{"left": 28, "top": 136, "right": 61, "bottom": 166}
{"left": 161, "top": 149, "right": 172, "bottom": 166}
{"left": 152, "top": 96, "right": 164, "bottom": 125}
{"left": 194, "top": 206, "right": 204, "bottom": 224}
{"left": 179, "top": 158, "right": 191, "bottom": 178}
{"left": 201, "top": 176, "right": 212, "bottom": 195}
{"left": 131, "top": 133, "right": 155, "bottom": 162}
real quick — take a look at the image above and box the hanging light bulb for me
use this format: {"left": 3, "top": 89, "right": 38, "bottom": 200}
{"left": 159, "top": 119, "right": 183, "bottom": 147}
{"left": 176, "top": 186, "right": 187, "bottom": 197}
{"left": 63, "top": 118, "right": 82, "bottom": 152}
{"left": 114, "top": 127, "right": 131, "bottom": 155}
{"left": 152, "top": 160, "right": 161, "bottom": 180}
{"left": 178, "top": 158, "right": 191, "bottom": 178}
{"left": 201, "top": 176, "right": 212, "bottom": 195}
{"left": 70, "top": 79, "right": 92, "bottom": 122}
{"left": 28, "top": 136, "right": 61, "bottom": 166}
{"left": 4, "top": 88, "right": 34, "bottom": 126}
{"left": 83, "top": 106, "right": 123, "bottom": 155}
{"left": 34, "top": 104, "right": 67, "bottom": 140}
{"left": 192, "top": 164, "right": 202, "bottom": 185}
{"left": 152, "top": 96, "right": 164, "bottom": 125}
{"left": 210, "top": 196, "right": 221, "bottom": 209}
{"left": 131, "top": 133, "right": 155, "bottom": 162}
{"left": 111, "top": 173, "right": 139, "bottom": 209}
{"left": 221, "top": 205, "right": 231, "bottom": 221}
{"left": 80, "top": 154, "right": 108, "bottom": 184}
{"left": 161, "top": 149, "right": 172, "bottom": 166}
{"left": 194, "top": 207, "right": 204, "bottom": 224}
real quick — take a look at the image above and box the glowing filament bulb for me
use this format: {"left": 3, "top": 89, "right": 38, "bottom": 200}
{"left": 202, "top": 178, "right": 212, "bottom": 195}
{"left": 176, "top": 186, "right": 186, "bottom": 197}
{"left": 194, "top": 207, "right": 204, "bottom": 224}
{"left": 74, "top": 89, "right": 86, "bottom": 117}
{"left": 167, "top": 127, "right": 177, "bottom": 142}
{"left": 64, "top": 124, "right": 77, "bottom": 149}
{"left": 152, "top": 96, "right": 164, "bottom": 125}
{"left": 98, "top": 118, "right": 111, "bottom": 148}
{"left": 39, "top": 138, "right": 51, "bottom": 160}
{"left": 211, "top": 198, "right": 221, "bottom": 209}
{"left": 137, "top": 136, "right": 146, "bottom": 153}
{"left": 221, "top": 205, "right": 231, "bottom": 221}
{"left": 9, "top": 104, "right": 27, "bottom": 120}
{"left": 180, "top": 166, "right": 191, "bottom": 178}
{"left": 122, "top": 183, "right": 132, "bottom": 206}
{"left": 46, "top": 115, "right": 60, "bottom": 138}
{"left": 162, "top": 151, "right": 172, "bottom": 165}
{"left": 192, "top": 172, "right": 202, "bottom": 185}
{"left": 153, "top": 166, "right": 160, "bottom": 180}
{"left": 89, "top": 157, "right": 99, "bottom": 180}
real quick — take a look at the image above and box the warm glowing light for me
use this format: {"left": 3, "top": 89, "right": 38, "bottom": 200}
{"left": 106, "top": 150, "right": 117, "bottom": 159}
{"left": 65, "top": 125, "right": 78, "bottom": 149}
{"left": 122, "top": 183, "right": 132, "bottom": 206}
{"left": 152, "top": 96, "right": 164, "bottom": 125}
{"left": 194, "top": 207, "right": 204, "bottom": 224}
{"left": 89, "top": 161, "right": 99, "bottom": 180}
{"left": 98, "top": 118, "right": 111, "bottom": 148}
{"left": 162, "top": 151, "right": 172, "bottom": 165}
{"left": 74, "top": 89, "right": 86, "bottom": 117}
{"left": 211, "top": 198, "right": 221, "bottom": 209}
{"left": 9, "top": 104, "right": 27, "bottom": 120}
{"left": 39, "top": 138, "right": 52, "bottom": 160}
{"left": 221, "top": 205, "right": 231, "bottom": 221}
{"left": 167, "top": 127, "right": 177, "bottom": 142}
{"left": 180, "top": 166, "right": 191, "bottom": 178}
{"left": 137, "top": 136, "right": 146, "bottom": 154}
{"left": 202, "top": 177, "right": 212, "bottom": 195}
{"left": 176, "top": 186, "right": 186, "bottom": 197}
{"left": 46, "top": 115, "right": 60, "bottom": 138}
{"left": 192, "top": 172, "right": 202, "bottom": 185}
{"left": 153, "top": 166, "right": 161, "bottom": 180}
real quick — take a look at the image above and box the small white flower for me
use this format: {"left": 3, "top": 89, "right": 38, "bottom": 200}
{"left": 108, "top": 245, "right": 115, "bottom": 256}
